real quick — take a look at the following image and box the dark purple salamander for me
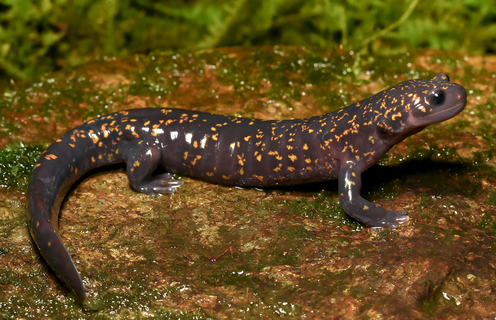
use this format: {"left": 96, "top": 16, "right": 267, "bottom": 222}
{"left": 27, "top": 73, "right": 466, "bottom": 300}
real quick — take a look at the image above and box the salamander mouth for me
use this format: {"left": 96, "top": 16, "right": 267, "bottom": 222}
{"left": 411, "top": 98, "right": 467, "bottom": 126}
{"left": 429, "top": 99, "right": 467, "bottom": 118}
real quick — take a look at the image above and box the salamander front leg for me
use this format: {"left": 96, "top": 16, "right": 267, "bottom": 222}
{"left": 338, "top": 161, "right": 408, "bottom": 227}
{"left": 122, "top": 140, "right": 183, "bottom": 195}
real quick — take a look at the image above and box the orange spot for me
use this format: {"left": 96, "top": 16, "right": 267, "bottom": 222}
{"left": 191, "top": 155, "right": 202, "bottom": 166}
{"left": 45, "top": 154, "right": 58, "bottom": 160}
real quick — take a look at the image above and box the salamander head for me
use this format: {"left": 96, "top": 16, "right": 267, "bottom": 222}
{"left": 375, "top": 73, "right": 467, "bottom": 145}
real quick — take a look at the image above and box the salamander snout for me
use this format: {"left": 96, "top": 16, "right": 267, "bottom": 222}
{"left": 409, "top": 80, "right": 467, "bottom": 127}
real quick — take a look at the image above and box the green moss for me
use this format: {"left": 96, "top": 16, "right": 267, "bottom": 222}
{"left": 0, "top": 144, "right": 44, "bottom": 190}
{"left": 282, "top": 192, "right": 363, "bottom": 229}
{"left": 476, "top": 214, "right": 496, "bottom": 236}
{"left": 486, "top": 191, "right": 496, "bottom": 206}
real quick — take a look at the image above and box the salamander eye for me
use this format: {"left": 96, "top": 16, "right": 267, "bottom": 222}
{"left": 429, "top": 90, "right": 445, "bottom": 105}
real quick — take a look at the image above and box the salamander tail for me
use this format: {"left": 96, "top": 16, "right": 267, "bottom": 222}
{"left": 28, "top": 176, "right": 86, "bottom": 300}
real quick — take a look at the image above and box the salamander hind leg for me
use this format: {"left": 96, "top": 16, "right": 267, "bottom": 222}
{"left": 122, "top": 140, "right": 183, "bottom": 196}
{"left": 338, "top": 161, "right": 409, "bottom": 227}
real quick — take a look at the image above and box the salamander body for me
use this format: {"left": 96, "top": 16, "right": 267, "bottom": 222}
{"left": 27, "top": 73, "right": 467, "bottom": 300}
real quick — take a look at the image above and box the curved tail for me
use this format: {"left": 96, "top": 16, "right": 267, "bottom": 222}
{"left": 27, "top": 123, "right": 123, "bottom": 301}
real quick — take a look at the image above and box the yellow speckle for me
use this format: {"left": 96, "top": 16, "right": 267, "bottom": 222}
{"left": 45, "top": 154, "right": 58, "bottom": 160}
{"left": 91, "top": 157, "right": 96, "bottom": 163}
{"left": 363, "top": 205, "right": 369, "bottom": 210}
{"left": 212, "top": 133, "right": 219, "bottom": 141}
{"left": 288, "top": 166, "right": 295, "bottom": 172}
{"left": 303, "top": 143, "right": 308, "bottom": 150}
{"left": 193, "top": 141, "right": 198, "bottom": 148}
{"left": 183, "top": 151, "right": 188, "bottom": 160}
{"left": 206, "top": 172, "right": 214, "bottom": 177}
{"left": 288, "top": 154, "right": 297, "bottom": 162}
{"left": 244, "top": 136, "right": 251, "bottom": 141}
{"left": 211, "top": 127, "right": 216, "bottom": 131}
{"left": 237, "top": 154, "right": 245, "bottom": 166}
{"left": 48, "top": 242, "right": 51, "bottom": 247}
{"left": 222, "top": 175, "right": 231, "bottom": 180}
{"left": 305, "top": 158, "right": 311, "bottom": 164}
{"left": 256, "top": 154, "right": 262, "bottom": 162}
{"left": 133, "top": 160, "right": 140, "bottom": 167}
{"left": 191, "top": 155, "right": 202, "bottom": 166}
{"left": 34, "top": 164, "right": 41, "bottom": 169}
{"left": 352, "top": 172, "right": 356, "bottom": 177}
{"left": 36, "top": 221, "right": 40, "bottom": 228}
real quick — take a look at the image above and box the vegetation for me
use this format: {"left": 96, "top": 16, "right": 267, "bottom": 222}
{"left": 0, "top": 0, "right": 495, "bottom": 86}
{"left": 0, "top": 144, "right": 44, "bottom": 189}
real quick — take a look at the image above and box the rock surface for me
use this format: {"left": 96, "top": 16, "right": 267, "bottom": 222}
{"left": 0, "top": 46, "right": 495, "bottom": 318}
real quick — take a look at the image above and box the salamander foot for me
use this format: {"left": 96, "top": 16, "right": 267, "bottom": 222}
{"left": 133, "top": 173, "right": 183, "bottom": 196}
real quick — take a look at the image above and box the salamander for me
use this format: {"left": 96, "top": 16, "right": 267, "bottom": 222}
{"left": 27, "top": 73, "right": 467, "bottom": 301}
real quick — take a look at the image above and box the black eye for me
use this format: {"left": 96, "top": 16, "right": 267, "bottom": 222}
{"left": 429, "top": 90, "right": 445, "bottom": 105}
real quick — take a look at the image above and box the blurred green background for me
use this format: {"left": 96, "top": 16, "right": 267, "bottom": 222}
{"left": 0, "top": 0, "right": 495, "bottom": 90}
